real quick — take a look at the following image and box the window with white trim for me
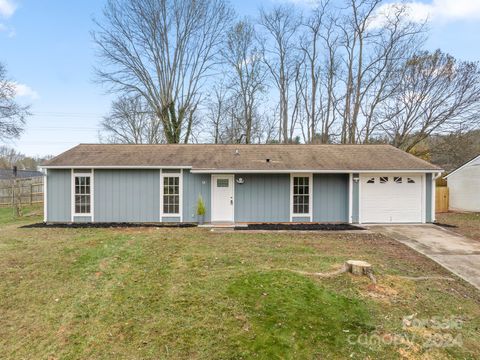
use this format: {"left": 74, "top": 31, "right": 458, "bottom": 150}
{"left": 293, "top": 176, "right": 310, "bottom": 215}
{"left": 74, "top": 175, "right": 91, "bottom": 214}
{"left": 162, "top": 174, "right": 180, "bottom": 215}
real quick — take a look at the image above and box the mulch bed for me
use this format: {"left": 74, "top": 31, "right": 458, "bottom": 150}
{"left": 22, "top": 222, "right": 197, "bottom": 229}
{"left": 433, "top": 222, "right": 458, "bottom": 228}
{"left": 235, "top": 223, "right": 365, "bottom": 231}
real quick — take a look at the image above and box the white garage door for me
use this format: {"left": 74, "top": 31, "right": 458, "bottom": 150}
{"left": 360, "top": 174, "right": 423, "bottom": 223}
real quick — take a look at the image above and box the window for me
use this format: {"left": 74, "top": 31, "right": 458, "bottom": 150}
{"left": 162, "top": 175, "right": 180, "bottom": 215}
{"left": 74, "top": 175, "right": 91, "bottom": 214}
{"left": 407, "top": 177, "right": 416, "bottom": 184}
{"left": 217, "top": 179, "right": 229, "bottom": 187}
{"left": 293, "top": 176, "right": 310, "bottom": 215}
{"left": 367, "top": 178, "right": 375, "bottom": 184}
{"left": 380, "top": 176, "right": 389, "bottom": 184}
{"left": 394, "top": 176, "right": 402, "bottom": 183}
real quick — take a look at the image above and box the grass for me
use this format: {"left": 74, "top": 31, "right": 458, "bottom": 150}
{"left": 436, "top": 212, "right": 480, "bottom": 241}
{"left": 0, "top": 205, "right": 480, "bottom": 359}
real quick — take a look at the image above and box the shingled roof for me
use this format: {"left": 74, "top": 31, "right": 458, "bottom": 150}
{"left": 42, "top": 144, "right": 442, "bottom": 171}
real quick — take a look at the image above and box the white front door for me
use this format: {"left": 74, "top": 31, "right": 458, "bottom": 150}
{"left": 360, "top": 174, "right": 423, "bottom": 223}
{"left": 211, "top": 175, "right": 234, "bottom": 223}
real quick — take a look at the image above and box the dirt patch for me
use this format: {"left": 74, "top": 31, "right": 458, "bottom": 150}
{"left": 21, "top": 222, "right": 197, "bottom": 229}
{"left": 235, "top": 223, "right": 364, "bottom": 231}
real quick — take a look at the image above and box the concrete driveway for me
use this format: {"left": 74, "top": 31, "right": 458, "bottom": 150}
{"left": 370, "top": 224, "right": 480, "bottom": 290}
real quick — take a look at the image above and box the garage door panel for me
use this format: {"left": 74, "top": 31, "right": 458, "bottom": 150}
{"left": 360, "top": 174, "right": 422, "bottom": 223}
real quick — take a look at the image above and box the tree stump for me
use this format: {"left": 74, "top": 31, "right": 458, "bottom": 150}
{"left": 345, "top": 260, "right": 372, "bottom": 276}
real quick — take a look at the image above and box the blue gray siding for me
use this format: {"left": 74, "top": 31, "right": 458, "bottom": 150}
{"left": 47, "top": 169, "right": 71, "bottom": 222}
{"left": 162, "top": 216, "right": 181, "bottom": 222}
{"left": 94, "top": 169, "right": 160, "bottom": 222}
{"left": 73, "top": 216, "right": 91, "bottom": 223}
{"left": 183, "top": 170, "right": 211, "bottom": 222}
{"left": 352, "top": 173, "right": 359, "bottom": 223}
{"left": 292, "top": 216, "right": 310, "bottom": 222}
{"left": 426, "top": 173, "right": 432, "bottom": 223}
{"left": 313, "top": 174, "right": 349, "bottom": 222}
{"left": 234, "top": 174, "right": 290, "bottom": 222}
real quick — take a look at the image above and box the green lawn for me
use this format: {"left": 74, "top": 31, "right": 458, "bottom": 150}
{"left": 1, "top": 206, "right": 480, "bottom": 359}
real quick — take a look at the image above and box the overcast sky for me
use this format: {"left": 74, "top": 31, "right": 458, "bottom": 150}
{"left": 1, "top": 0, "right": 480, "bottom": 157}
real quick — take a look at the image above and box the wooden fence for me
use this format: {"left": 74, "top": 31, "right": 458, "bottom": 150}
{"left": 0, "top": 177, "right": 44, "bottom": 207}
{"left": 436, "top": 186, "right": 449, "bottom": 213}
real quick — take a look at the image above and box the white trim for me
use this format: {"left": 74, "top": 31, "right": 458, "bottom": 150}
{"left": 444, "top": 155, "right": 480, "bottom": 178}
{"left": 43, "top": 169, "right": 48, "bottom": 222}
{"left": 180, "top": 169, "right": 183, "bottom": 222}
{"left": 421, "top": 174, "right": 426, "bottom": 224}
{"left": 159, "top": 169, "right": 162, "bottom": 221}
{"left": 431, "top": 174, "right": 436, "bottom": 222}
{"left": 290, "top": 173, "right": 313, "bottom": 221}
{"left": 210, "top": 174, "right": 235, "bottom": 223}
{"left": 358, "top": 174, "right": 362, "bottom": 224}
{"left": 41, "top": 165, "right": 192, "bottom": 170}
{"left": 191, "top": 169, "right": 442, "bottom": 174}
{"left": 41, "top": 166, "right": 443, "bottom": 174}
{"left": 91, "top": 169, "right": 95, "bottom": 222}
{"left": 71, "top": 171, "right": 94, "bottom": 218}
{"left": 160, "top": 170, "right": 183, "bottom": 220}
{"left": 70, "top": 169, "right": 74, "bottom": 222}
{"left": 348, "top": 173, "right": 353, "bottom": 224}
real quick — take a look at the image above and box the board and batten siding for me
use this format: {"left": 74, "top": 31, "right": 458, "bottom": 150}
{"left": 234, "top": 174, "right": 290, "bottom": 222}
{"left": 425, "top": 173, "right": 433, "bottom": 223}
{"left": 46, "top": 169, "right": 71, "bottom": 222}
{"left": 183, "top": 170, "right": 211, "bottom": 223}
{"left": 94, "top": 169, "right": 160, "bottom": 222}
{"left": 351, "top": 173, "right": 360, "bottom": 223}
{"left": 313, "top": 174, "right": 349, "bottom": 222}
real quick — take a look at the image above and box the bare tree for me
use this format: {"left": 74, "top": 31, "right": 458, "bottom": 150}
{"left": 380, "top": 50, "right": 480, "bottom": 152}
{"left": 298, "top": 3, "right": 326, "bottom": 143}
{"left": 222, "top": 19, "right": 268, "bottom": 144}
{"left": 0, "top": 146, "right": 50, "bottom": 169}
{"left": 259, "top": 5, "right": 300, "bottom": 143}
{"left": 0, "top": 63, "right": 29, "bottom": 141}
{"left": 336, "top": 1, "right": 426, "bottom": 144}
{"left": 205, "top": 83, "right": 228, "bottom": 143}
{"left": 101, "top": 96, "right": 164, "bottom": 143}
{"left": 93, "top": 0, "right": 233, "bottom": 143}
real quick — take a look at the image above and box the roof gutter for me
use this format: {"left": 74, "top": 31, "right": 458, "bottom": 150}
{"left": 190, "top": 169, "right": 444, "bottom": 174}
{"left": 40, "top": 165, "right": 193, "bottom": 170}
{"left": 39, "top": 166, "right": 443, "bottom": 173}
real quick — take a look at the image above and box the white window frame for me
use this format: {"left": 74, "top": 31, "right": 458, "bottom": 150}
{"left": 160, "top": 169, "right": 183, "bottom": 221}
{"left": 71, "top": 170, "right": 94, "bottom": 220}
{"left": 290, "top": 173, "right": 313, "bottom": 221}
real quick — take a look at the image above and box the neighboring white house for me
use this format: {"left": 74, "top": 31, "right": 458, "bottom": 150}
{"left": 445, "top": 155, "right": 480, "bottom": 212}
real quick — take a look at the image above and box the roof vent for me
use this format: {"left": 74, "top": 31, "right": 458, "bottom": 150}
{"left": 266, "top": 158, "right": 270, "bottom": 163}
{"left": 234, "top": 149, "right": 240, "bottom": 155}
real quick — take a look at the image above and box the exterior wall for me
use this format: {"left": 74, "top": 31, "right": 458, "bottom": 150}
{"left": 313, "top": 174, "right": 349, "bottom": 222}
{"left": 73, "top": 216, "right": 91, "bottom": 223}
{"left": 448, "top": 164, "right": 480, "bottom": 212}
{"left": 183, "top": 170, "right": 211, "bottom": 222}
{"left": 234, "top": 174, "right": 290, "bottom": 222}
{"left": 162, "top": 216, "right": 181, "bottom": 222}
{"left": 351, "top": 173, "right": 360, "bottom": 223}
{"left": 291, "top": 216, "right": 310, "bottom": 222}
{"left": 94, "top": 169, "right": 160, "bottom": 222}
{"left": 46, "top": 169, "right": 71, "bottom": 222}
{"left": 425, "top": 173, "right": 433, "bottom": 222}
